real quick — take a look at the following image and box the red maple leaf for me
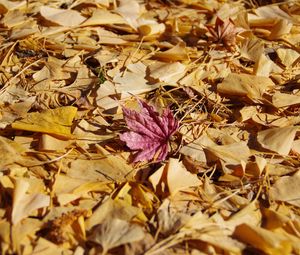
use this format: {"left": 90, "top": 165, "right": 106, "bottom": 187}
{"left": 207, "top": 17, "right": 243, "bottom": 46}
{"left": 120, "top": 100, "right": 179, "bottom": 162}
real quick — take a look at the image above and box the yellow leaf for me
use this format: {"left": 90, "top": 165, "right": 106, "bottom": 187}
{"left": 233, "top": 223, "right": 292, "bottom": 255}
{"left": 217, "top": 73, "right": 274, "bottom": 100}
{"left": 89, "top": 218, "right": 145, "bottom": 254}
{"left": 269, "top": 171, "right": 300, "bottom": 207}
{"left": 81, "top": 9, "right": 125, "bottom": 26}
{"left": 12, "top": 106, "right": 77, "bottom": 137}
{"left": 272, "top": 91, "right": 300, "bottom": 108}
{"left": 153, "top": 43, "right": 189, "bottom": 61}
{"left": 40, "top": 6, "right": 86, "bottom": 27}
{"left": 276, "top": 48, "right": 300, "bottom": 67}
{"left": 257, "top": 126, "right": 298, "bottom": 155}
{"left": 0, "top": 136, "right": 25, "bottom": 168}
{"left": 12, "top": 179, "right": 50, "bottom": 225}
{"left": 149, "top": 158, "right": 201, "bottom": 196}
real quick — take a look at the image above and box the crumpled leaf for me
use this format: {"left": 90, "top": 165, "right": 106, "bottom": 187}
{"left": 120, "top": 100, "right": 178, "bottom": 162}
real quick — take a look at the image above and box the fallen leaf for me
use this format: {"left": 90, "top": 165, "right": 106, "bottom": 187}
{"left": 81, "top": 9, "right": 125, "bottom": 26}
{"left": 257, "top": 126, "right": 298, "bottom": 155}
{"left": 149, "top": 158, "right": 201, "bottom": 196}
{"left": 148, "top": 61, "right": 186, "bottom": 84}
{"left": 217, "top": 73, "right": 274, "bottom": 100}
{"left": 12, "top": 106, "right": 77, "bottom": 137}
{"left": 272, "top": 92, "right": 300, "bottom": 108}
{"left": 12, "top": 179, "right": 50, "bottom": 225}
{"left": 269, "top": 171, "right": 300, "bottom": 207}
{"left": 207, "top": 17, "right": 243, "bottom": 46}
{"left": 120, "top": 100, "right": 178, "bottom": 162}
{"left": 89, "top": 217, "right": 145, "bottom": 254}
{"left": 233, "top": 223, "right": 292, "bottom": 255}
{"left": 40, "top": 6, "right": 86, "bottom": 27}
{"left": 153, "top": 43, "right": 189, "bottom": 61}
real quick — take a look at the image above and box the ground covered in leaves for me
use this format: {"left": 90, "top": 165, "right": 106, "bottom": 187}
{"left": 1, "top": 0, "right": 300, "bottom": 254}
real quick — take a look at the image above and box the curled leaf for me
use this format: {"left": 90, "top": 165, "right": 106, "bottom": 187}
{"left": 120, "top": 100, "right": 178, "bottom": 162}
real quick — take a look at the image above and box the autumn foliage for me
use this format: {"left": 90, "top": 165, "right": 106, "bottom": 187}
{"left": 0, "top": 0, "right": 300, "bottom": 255}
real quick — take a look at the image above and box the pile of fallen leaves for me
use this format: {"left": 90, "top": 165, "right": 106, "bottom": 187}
{"left": 0, "top": 0, "right": 300, "bottom": 254}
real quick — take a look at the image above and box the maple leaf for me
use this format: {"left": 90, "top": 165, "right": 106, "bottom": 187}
{"left": 120, "top": 100, "right": 179, "bottom": 162}
{"left": 207, "top": 17, "right": 242, "bottom": 46}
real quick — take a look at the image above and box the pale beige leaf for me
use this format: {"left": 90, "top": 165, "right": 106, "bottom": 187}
{"left": 268, "top": 19, "right": 293, "bottom": 40}
{"left": 138, "top": 22, "right": 165, "bottom": 36}
{"left": 68, "top": 156, "right": 133, "bottom": 182}
{"left": 85, "top": 198, "right": 142, "bottom": 231}
{"left": 90, "top": 218, "right": 145, "bottom": 253}
{"left": 115, "top": 62, "right": 159, "bottom": 98}
{"left": 81, "top": 9, "right": 125, "bottom": 26}
{"left": 153, "top": 43, "right": 189, "bottom": 61}
{"left": 12, "top": 179, "right": 50, "bottom": 225}
{"left": 40, "top": 6, "right": 86, "bottom": 27}
{"left": 292, "top": 139, "right": 300, "bottom": 154}
{"left": 97, "top": 27, "right": 128, "bottom": 44}
{"left": 269, "top": 171, "right": 300, "bottom": 207}
{"left": 156, "top": 199, "right": 190, "bottom": 235}
{"left": 180, "top": 134, "right": 215, "bottom": 162}
{"left": 240, "top": 38, "right": 264, "bottom": 62}
{"left": 272, "top": 91, "right": 300, "bottom": 108}
{"left": 276, "top": 48, "right": 300, "bottom": 67}
{"left": 39, "top": 134, "right": 72, "bottom": 151}
{"left": 0, "top": 0, "right": 26, "bottom": 13}
{"left": 32, "top": 238, "right": 72, "bottom": 255}
{"left": 217, "top": 73, "right": 274, "bottom": 100}
{"left": 149, "top": 158, "right": 201, "bottom": 196}
{"left": 253, "top": 54, "right": 274, "bottom": 77}
{"left": 167, "top": 158, "right": 201, "bottom": 195}
{"left": 204, "top": 141, "right": 251, "bottom": 165}
{"left": 257, "top": 126, "right": 298, "bottom": 155}
{"left": 0, "top": 136, "right": 24, "bottom": 169}
{"left": 148, "top": 61, "right": 186, "bottom": 84}
{"left": 115, "top": 0, "right": 140, "bottom": 29}
{"left": 227, "top": 202, "right": 262, "bottom": 231}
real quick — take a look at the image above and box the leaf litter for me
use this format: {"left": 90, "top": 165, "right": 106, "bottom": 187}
{"left": 0, "top": 0, "right": 300, "bottom": 254}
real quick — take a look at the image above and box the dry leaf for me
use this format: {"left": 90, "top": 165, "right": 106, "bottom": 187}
{"left": 257, "top": 126, "right": 298, "bottom": 155}
{"left": 269, "top": 171, "right": 300, "bottom": 207}
{"left": 153, "top": 43, "right": 189, "bottom": 61}
{"left": 12, "top": 106, "right": 77, "bottom": 137}
{"left": 207, "top": 17, "right": 243, "bottom": 46}
{"left": 120, "top": 100, "right": 178, "bottom": 162}
{"left": 1, "top": 0, "right": 300, "bottom": 254}
{"left": 217, "top": 73, "right": 274, "bottom": 100}
{"left": 89, "top": 218, "right": 145, "bottom": 254}
{"left": 149, "top": 158, "right": 201, "bottom": 196}
{"left": 272, "top": 91, "right": 300, "bottom": 108}
{"left": 81, "top": 9, "right": 125, "bottom": 26}
{"left": 148, "top": 61, "right": 186, "bottom": 84}
{"left": 40, "top": 6, "right": 86, "bottom": 27}
{"left": 12, "top": 179, "right": 50, "bottom": 225}
{"left": 233, "top": 223, "right": 292, "bottom": 255}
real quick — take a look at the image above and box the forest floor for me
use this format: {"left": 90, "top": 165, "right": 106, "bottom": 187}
{"left": 0, "top": 0, "right": 300, "bottom": 254}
